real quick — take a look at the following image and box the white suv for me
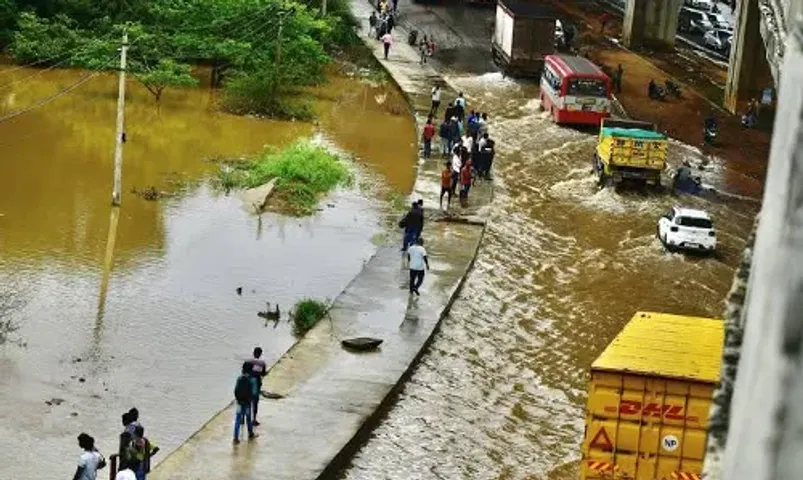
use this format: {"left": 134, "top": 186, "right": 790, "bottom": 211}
{"left": 657, "top": 206, "right": 717, "bottom": 252}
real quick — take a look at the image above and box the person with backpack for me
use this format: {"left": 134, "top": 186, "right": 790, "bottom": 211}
{"left": 247, "top": 347, "right": 268, "bottom": 425}
{"left": 233, "top": 362, "right": 258, "bottom": 443}
{"left": 73, "top": 433, "right": 106, "bottom": 480}
{"left": 129, "top": 425, "right": 159, "bottom": 480}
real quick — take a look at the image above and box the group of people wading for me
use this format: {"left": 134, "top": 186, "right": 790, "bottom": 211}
{"left": 398, "top": 86, "right": 495, "bottom": 296}
{"left": 422, "top": 86, "right": 496, "bottom": 210}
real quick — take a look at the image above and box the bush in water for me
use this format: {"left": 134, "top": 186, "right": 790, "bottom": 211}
{"left": 218, "top": 139, "right": 352, "bottom": 215}
{"left": 291, "top": 298, "right": 329, "bottom": 335}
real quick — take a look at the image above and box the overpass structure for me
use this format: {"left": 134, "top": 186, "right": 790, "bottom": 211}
{"left": 700, "top": 13, "right": 803, "bottom": 477}
{"left": 621, "top": 0, "right": 800, "bottom": 113}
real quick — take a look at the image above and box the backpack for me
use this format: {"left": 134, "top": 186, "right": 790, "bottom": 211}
{"left": 234, "top": 375, "right": 252, "bottom": 403}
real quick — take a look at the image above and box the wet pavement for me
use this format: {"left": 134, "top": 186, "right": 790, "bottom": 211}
{"left": 149, "top": 3, "right": 492, "bottom": 478}
{"left": 0, "top": 65, "right": 415, "bottom": 476}
{"left": 343, "top": 2, "right": 759, "bottom": 479}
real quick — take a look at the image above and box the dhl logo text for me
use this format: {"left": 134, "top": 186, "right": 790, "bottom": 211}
{"left": 604, "top": 400, "right": 699, "bottom": 422}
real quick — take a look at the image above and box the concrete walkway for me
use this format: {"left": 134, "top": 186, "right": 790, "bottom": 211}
{"left": 150, "top": 3, "right": 491, "bottom": 479}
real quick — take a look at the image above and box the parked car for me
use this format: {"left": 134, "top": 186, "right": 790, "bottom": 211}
{"left": 704, "top": 28, "right": 733, "bottom": 52}
{"left": 706, "top": 12, "right": 732, "bottom": 30}
{"left": 657, "top": 206, "right": 717, "bottom": 252}
{"left": 685, "top": 0, "right": 714, "bottom": 11}
{"left": 679, "top": 7, "right": 714, "bottom": 34}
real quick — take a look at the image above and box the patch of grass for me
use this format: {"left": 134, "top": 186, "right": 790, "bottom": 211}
{"left": 385, "top": 191, "right": 409, "bottom": 212}
{"left": 217, "top": 139, "right": 352, "bottom": 215}
{"left": 291, "top": 298, "right": 329, "bottom": 335}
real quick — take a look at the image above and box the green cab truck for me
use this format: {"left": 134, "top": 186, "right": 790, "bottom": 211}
{"left": 593, "top": 118, "right": 668, "bottom": 188}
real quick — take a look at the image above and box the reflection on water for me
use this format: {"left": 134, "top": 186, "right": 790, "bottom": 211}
{"left": 345, "top": 73, "right": 758, "bottom": 479}
{"left": 0, "top": 64, "right": 415, "bottom": 477}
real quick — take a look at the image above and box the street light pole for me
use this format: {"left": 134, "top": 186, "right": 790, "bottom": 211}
{"left": 111, "top": 29, "right": 128, "bottom": 206}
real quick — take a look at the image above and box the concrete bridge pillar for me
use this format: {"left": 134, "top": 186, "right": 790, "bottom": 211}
{"left": 724, "top": 0, "right": 774, "bottom": 113}
{"left": 704, "top": 13, "right": 803, "bottom": 480}
{"left": 622, "top": 0, "right": 684, "bottom": 50}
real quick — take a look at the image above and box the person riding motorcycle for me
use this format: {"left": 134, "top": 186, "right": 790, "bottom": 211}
{"left": 704, "top": 116, "right": 718, "bottom": 143}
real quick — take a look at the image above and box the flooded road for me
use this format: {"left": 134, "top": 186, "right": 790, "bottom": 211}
{"left": 0, "top": 64, "right": 415, "bottom": 477}
{"left": 344, "top": 70, "right": 758, "bottom": 479}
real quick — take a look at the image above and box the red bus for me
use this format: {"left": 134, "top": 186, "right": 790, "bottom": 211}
{"left": 540, "top": 54, "right": 612, "bottom": 126}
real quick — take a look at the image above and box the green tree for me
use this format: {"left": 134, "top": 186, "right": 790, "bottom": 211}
{"left": 0, "top": 0, "right": 17, "bottom": 48}
{"left": 10, "top": 12, "right": 84, "bottom": 63}
{"left": 133, "top": 58, "right": 198, "bottom": 101}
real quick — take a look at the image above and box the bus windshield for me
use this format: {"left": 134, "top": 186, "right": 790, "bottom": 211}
{"left": 566, "top": 77, "right": 607, "bottom": 97}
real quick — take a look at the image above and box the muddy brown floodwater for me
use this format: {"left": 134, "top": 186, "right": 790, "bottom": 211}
{"left": 345, "top": 72, "right": 758, "bottom": 479}
{"left": 0, "top": 63, "right": 415, "bottom": 478}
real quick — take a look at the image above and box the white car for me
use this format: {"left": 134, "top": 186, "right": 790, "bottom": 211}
{"left": 706, "top": 12, "right": 731, "bottom": 30}
{"left": 704, "top": 29, "right": 732, "bottom": 52}
{"left": 657, "top": 206, "right": 717, "bottom": 252}
{"left": 686, "top": 0, "right": 714, "bottom": 11}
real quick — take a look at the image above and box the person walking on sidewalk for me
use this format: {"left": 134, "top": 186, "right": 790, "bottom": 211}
{"left": 407, "top": 237, "right": 430, "bottom": 296}
{"left": 73, "top": 433, "right": 105, "bottom": 480}
{"left": 430, "top": 84, "right": 441, "bottom": 116}
{"left": 247, "top": 347, "right": 267, "bottom": 425}
{"left": 129, "top": 426, "right": 159, "bottom": 480}
{"left": 369, "top": 11, "right": 378, "bottom": 38}
{"left": 381, "top": 31, "right": 393, "bottom": 59}
{"left": 422, "top": 118, "right": 435, "bottom": 158}
{"left": 233, "top": 362, "right": 258, "bottom": 444}
{"left": 455, "top": 92, "right": 466, "bottom": 122}
{"left": 399, "top": 201, "right": 424, "bottom": 251}
{"left": 438, "top": 118, "right": 451, "bottom": 157}
{"left": 459, "top": 158, "right": 473, "bottom": 207}
{"left": 419, "top": 35, "right": 429, "bottom": 65}
{"left": 440, "top": 162, "right": 453, "bottom": 210}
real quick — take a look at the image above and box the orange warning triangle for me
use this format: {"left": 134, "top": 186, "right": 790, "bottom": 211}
{"left": 589, "top": 426, "right": 614, "bottom": 451}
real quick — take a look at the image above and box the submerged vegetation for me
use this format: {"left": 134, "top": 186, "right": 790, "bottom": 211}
{"left": 291, "top": 298, "right": 329, "bottom": 335}
{"left": 219, "top": 139, "right": 351, "bottom": 214}
{"left": 0, "top": 0, "right": 360, "bottom": 117}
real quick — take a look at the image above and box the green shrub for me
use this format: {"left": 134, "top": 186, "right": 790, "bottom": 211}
{"left": 291, "top": 298, "right": 329, "bottom": 335}
{"left": 217, "top": 139, "right": 351, "bottom": 214}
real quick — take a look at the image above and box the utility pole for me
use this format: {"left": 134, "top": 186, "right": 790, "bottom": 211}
{"left": 111, "top": 30, "right": 128, "bottom": 206}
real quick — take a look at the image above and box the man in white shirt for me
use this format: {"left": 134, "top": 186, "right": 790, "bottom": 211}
{"left": 451, "top": 151, "right": 462, "bottom": 195}
{"left": 478, "top": 112, "right": 489, "bottom": 137}
{"left": 407, "top": 238, "right": 430, "bottom": 296}
{"left": 430, "top": 85, "right": 441, "bottom": 116}
{"left": 74, "top": 433, "right": 103, "bottom": 480}
{"left": 114, "top": 460, "right": 137, "bottom": 480}
{"left": 454, "top": 92, "right": 467, "bottom": 121}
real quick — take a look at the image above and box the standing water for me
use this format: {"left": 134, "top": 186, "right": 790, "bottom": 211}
{"left": 0, "top": 64, "right": 415, "bottom": 477}
{"left": 344, "top": 73, "right": 758, "bottom": 479}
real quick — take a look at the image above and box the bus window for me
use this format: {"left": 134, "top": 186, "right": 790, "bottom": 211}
{"left": 567, "top": 78, "right": 607, "bottom": 97}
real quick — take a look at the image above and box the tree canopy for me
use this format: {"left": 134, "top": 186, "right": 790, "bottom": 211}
{"left": 1, "top": 0, "right": 358, "bottom": 115}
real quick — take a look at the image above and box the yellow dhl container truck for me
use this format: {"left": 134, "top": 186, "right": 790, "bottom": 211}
{"left": 579, "top": 312, "right": 724, "bottom": 480}
{"left": 592, "top": 119, "right": 668, "bottom": 189}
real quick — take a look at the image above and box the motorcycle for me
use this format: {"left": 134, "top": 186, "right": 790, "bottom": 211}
{"left": 703, "top": 118, "right": 718, "bottom": 145}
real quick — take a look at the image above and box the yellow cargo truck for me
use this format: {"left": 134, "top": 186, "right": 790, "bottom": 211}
{"left": 593, "top": 119, "right": 668, "bottom": 189}
{"left": 579, "top": 312, "right": 724, "bottom": 480}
